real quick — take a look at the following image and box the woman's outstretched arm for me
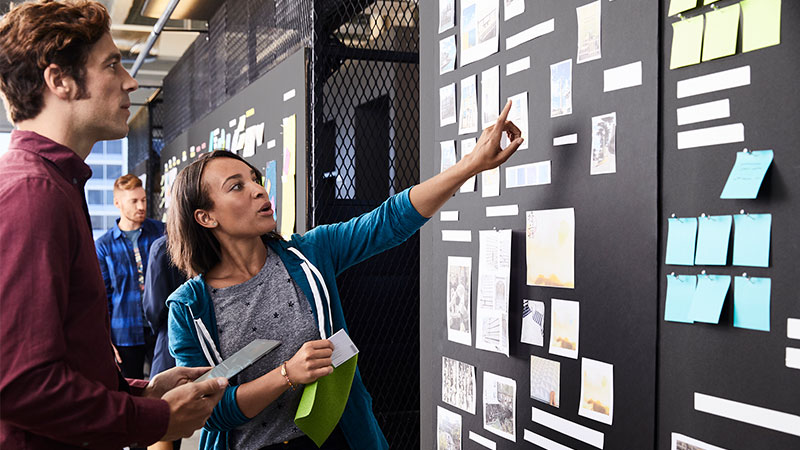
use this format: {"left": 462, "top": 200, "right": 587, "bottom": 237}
{"left": 409, "top": 100, "right": 523, "bottom": 218}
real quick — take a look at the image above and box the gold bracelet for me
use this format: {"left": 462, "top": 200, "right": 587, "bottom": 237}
{"left": 280, "top": 361, "right": 295, "bottom": 390}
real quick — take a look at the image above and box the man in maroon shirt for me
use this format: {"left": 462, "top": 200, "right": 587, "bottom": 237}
{"left": 0, "top": 1, "right": 228, "bottom": 448}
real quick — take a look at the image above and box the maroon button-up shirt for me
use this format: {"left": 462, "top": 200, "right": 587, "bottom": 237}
{"left": 0, "top": 131, "right": 169, "bottom": 449}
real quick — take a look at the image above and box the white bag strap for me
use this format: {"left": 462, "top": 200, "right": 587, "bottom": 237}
{"left": 287, "top": 247, "right": 333, "bottom": 339}
{"left": 192, "top": 316, "right": 222, "bottom": 366}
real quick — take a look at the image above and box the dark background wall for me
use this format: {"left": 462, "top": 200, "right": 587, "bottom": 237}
{"left": 421, "top": 1, "right": 658, "bottom": 449}
{"left": 658, "top": 1, "right": 800, "bottom": 449}
{"left": 158, "top": 49, "right": 307, "bottom": 233}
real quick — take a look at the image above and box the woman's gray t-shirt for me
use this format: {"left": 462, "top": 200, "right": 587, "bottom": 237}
{"left": 210, "top": 250, "right": 321, "bottom": 449}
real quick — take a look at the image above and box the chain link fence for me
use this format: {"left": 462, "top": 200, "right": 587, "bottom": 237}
{"left": 312, "top": 1, "right": 420, "bottom": 447}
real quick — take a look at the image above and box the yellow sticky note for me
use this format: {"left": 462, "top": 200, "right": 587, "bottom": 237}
{"left": 670, "top": 15, "right": 705, "bottom": 69}
{"left": 741, "top": 0, "right": 781, "bottom": 53}
{"left": 702, "top": 4, "right": 740, "bottom": 62}
{"left": 669, "top": 0, "right": 698, "bottom": 17}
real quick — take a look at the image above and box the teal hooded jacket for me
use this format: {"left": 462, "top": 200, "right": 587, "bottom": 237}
{"left": 167, "top": 188, "right": 428, "bottom": 449}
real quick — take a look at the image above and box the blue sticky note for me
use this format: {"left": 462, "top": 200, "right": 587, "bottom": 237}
{"left": 666, "top": 217, "right": 698, "bottom": 265}
{"left": 720, "top": 150, "right": 773, "bottom": 199}
{"left": 690, "top": 274, "right": 731, "bottom": 323}
{"left": 695, "top": 215, "right": 732, "bottom": 265}
{"left": 665, "top": 274, "right": 697, "bottom": 323}
{"left": 733, "top": 213, "right": 771, "bottom": 267}
{"left": 733, "top": 276, "right": 771, "bottom": 331}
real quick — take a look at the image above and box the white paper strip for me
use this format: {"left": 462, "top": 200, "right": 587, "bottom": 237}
{"left": 283, "top": 89, "right": 296, "bottom": 101}
{"left": 532, "top": 407, "right": 605, "bottom": 449}
{"left": 440, "top": 210, "right": 459, "bottom": 222}
{"left": 677, "top": 66, "right": 751, "bottom": 99}
{"left": 506, "top": 57, "right": 531, "bottom": 76}
{"left": 787, "top": 318, "right": 800, "bottom": 340}
{"left": 553, "top": 134, "right": 578, "bottom": 146}
{"left": 524, "top": 429, "right": 574, "bottom": 450}
{"left": 603, "top": 61, "right": 642, "bottom": 92}
{"left": 677, "top": 99, "right": 731, "bottom": 126}
{"left": 787, "top": 347, "right": 800, "bottom": 370}
{"left": 486, "top": 204, "right": 519, "bottom": 217}
{"left": 469, "top": 431, "right": 497, "bottom": 450}
{"left": 267, "top": 139, "right": 276, "bottom": 149}
{"left": 442, "top": 230, "right": 472, "bottom": 242}
{"left": 677, "top": 123, "right": 744, "bottom": 149}
{"left": 694, "top": 392, "right": 800, "bottom": 437}
{"left": 506, "top": 18, "right": 555, "bottom": 49}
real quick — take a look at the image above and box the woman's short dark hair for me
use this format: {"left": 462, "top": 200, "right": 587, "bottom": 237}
{"left": 0, "top": 0, "right": 110, "bottom": 123}
{"left": 167, "top": 150, "right": 281, "bottom": 277}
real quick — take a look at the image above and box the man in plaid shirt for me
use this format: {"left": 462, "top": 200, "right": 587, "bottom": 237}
{"left": 96, "top": 174, "right": 165, "bottom": 378}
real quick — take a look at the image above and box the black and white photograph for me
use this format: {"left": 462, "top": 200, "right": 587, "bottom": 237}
{"left": 483, "top": 371, "right": 516, "bottom": 441}
{"left": 442, "top": 356, "right": 477, "bottom": 414}
{"left": 446, "top": 256, "right": 472, "bottom": 345}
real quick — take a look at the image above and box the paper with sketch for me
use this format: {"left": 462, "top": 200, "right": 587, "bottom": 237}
{"left": 440, "top": 84, "right": 457, "bottom": 127}
{"left": 439, "top": 0, "right": 455, "bottom": 33}
{"left": 530, "top": 356, "right": 560, "bottom": 407}
{"left": 440, "top": 36, "right": 457, "bottom": 74}
{"left": 476, "top": 229, "right": 511, "bottom": 356}
{"left": 459, "top": 75, "right": 479, "bottom": 135}
{"left": 576, "top": 1, "right": 602, "bottom": 63}
{"left": 446, "top": 256, "right": 472, "bottom": 346}
{"left": 720, "top": 150, "right": 773, "bottom": 199}
{"left": 459, "top": 139, "right": 478, "bottom": 193}
{"left": 526, "top": 208, "right": 575, "bottom": 289}
{"left": 579, "top": 357, "right": 614, "bottom": 425}
{"left": 505, "top": 92, "right": 529, "bottom": 149}
{"left": 521, "top": 299, "right": 545, "bottom": 346}
{"left": 437, "top": 406, "right": 463, "bottom": 450}
{"left": 279, "top": 115, "right": 296, "bottom": 239}
{"left": 441, "top": 141, "right": 457, "bottom": 173}
{"left": 460, "top": 0, "right": 499, "bottom": 66}
{"left": 481, "top": 66, "right": 500, "bottom": 129}
{"left": 483, "top": 371, "right": 516, "bottom": 442}
{"left": 504, "top": 0, "right": 524, "bottom": 20}
{"left": 481, "top": 167, "right": 500, "bottom": 198}
{"left": 549, "top": 299, "right": 579, "bottom": 359}
{"left": 550, "top": 59, "right": 573, "bottom": 117}
{"left": 590, "top": 112, "right": 617, "bottom": 175}
{"left": 442, "top": 356, "right": 477, "bottom": 414}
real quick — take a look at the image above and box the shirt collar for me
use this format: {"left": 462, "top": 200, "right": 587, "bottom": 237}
{"left": 113, "top": 218, "right": 150, "bottom": 239}
{"left": 8, "top": 130, "right": 92, "bottom": 187}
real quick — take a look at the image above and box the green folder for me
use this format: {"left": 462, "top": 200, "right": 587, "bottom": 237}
{"left": 294, "top": 355, "right": 358, "bottom": 447}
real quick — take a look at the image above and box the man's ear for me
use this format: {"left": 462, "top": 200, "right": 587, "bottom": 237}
{"left": 194, "top": 210, "right": 217, "bottom": 229}
{"left": 42, "top": 64, "right": 77, "bottom": 101}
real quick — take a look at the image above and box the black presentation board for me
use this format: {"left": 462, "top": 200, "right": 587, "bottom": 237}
{"left": 158, "top": 49, "right": 308, "bottom": 233}
{"left": 658, "top": 1, "right": 800, "bottom": 449}
{"left": 420, "top": 1, "right": 658, "bottom": 449}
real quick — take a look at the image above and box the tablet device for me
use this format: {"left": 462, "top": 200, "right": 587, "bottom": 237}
{"left": 194, "top": 339, "right": 281, "bottom": 383}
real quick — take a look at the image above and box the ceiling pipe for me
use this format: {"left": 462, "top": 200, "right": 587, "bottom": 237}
{"left": 130, "top": 0, "right": 182, "bottom": 77}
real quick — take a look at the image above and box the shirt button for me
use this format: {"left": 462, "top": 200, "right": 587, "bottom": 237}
{"left": 82, "top": 443, "right": 89, "bottom": 447}
{"left": 73, "top": 178, "right": 78, "bottom": 184}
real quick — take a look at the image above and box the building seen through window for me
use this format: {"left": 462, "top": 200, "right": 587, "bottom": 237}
{"left": 85, "top": 139, "right": 128, "bottom": 240}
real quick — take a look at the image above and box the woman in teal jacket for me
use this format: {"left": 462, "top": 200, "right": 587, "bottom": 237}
{"left": 166, "top": 102, "right": 522, "bottom": 449}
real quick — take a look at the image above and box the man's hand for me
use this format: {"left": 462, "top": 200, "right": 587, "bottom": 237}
{"left": 144, "top": 366, "right": 213, "bottom": 399}
{"left": 160, "top": 377, "right": 228, "bottom": 441}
